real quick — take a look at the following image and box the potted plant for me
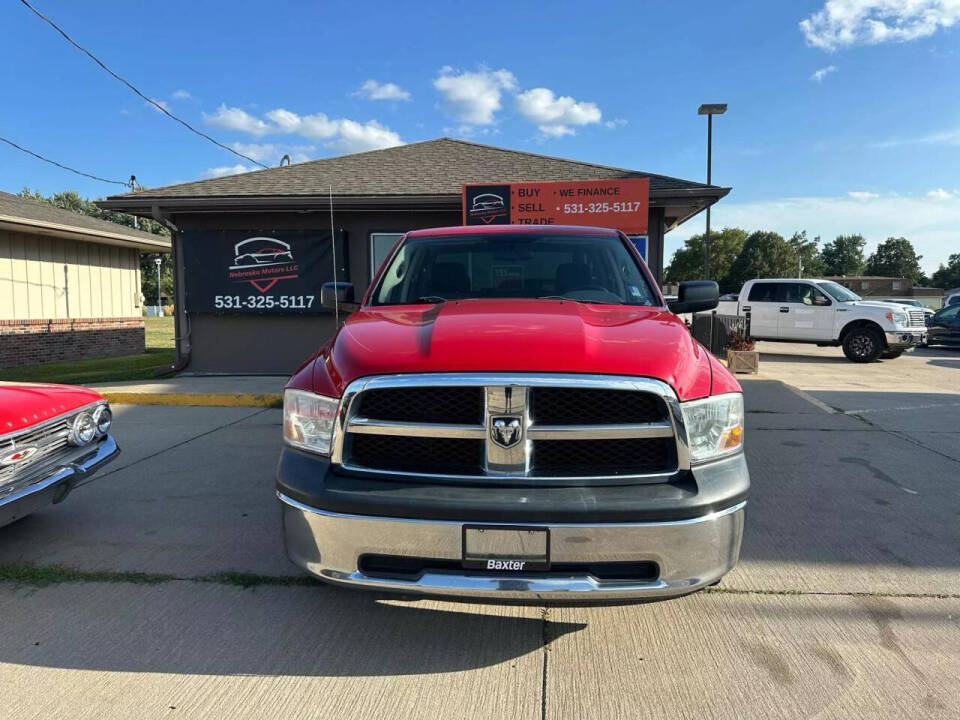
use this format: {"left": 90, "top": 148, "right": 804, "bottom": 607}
{"left": 726, "top": 329, "right": 759, "bottom": 374}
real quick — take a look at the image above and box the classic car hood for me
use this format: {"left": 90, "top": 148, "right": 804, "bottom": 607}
{"left": 313, "top": 299, "right": 715, "bottom": 401}
{"left": 0, "top": 382, "right": 104, "bottom": 436}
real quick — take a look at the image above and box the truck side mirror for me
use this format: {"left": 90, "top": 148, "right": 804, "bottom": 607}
{"left": 667, "top": 281, "right": 719, "bottom": 314}
{"left": 321, "top": 282, "right": 359, "bottom": 313}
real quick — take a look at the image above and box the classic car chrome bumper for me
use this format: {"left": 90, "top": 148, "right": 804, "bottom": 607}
{"left": 0, "top": 435, "right": 119, "bottom": 528}
{"left": 885, "top": 329, "right": 925, "bottom": 348}
{"left": 279, "top": 492, "right": 745, "bottom": 600}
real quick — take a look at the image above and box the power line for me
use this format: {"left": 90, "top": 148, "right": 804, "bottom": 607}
{"left": 19, "top": 0, "right": 269, "bottom": 170}
{"left": 0, "top": 136, "right": 130, "bottom": 187}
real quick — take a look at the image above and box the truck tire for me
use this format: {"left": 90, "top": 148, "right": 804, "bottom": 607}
{"left": 880, "top": 349, "right": 903, "bottom": 360}
{"left": 842, "top": 327, "right": 884, "bottom": 363}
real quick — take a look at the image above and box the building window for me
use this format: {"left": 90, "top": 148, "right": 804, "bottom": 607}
{"left": 861, "top": 280, "right": 870, "bottom": 290}
{"left": 370, "top": 233, "right": 404, "bottom": 279}
{"left": 892, "top": 280, "right": 902, "bottom": 290}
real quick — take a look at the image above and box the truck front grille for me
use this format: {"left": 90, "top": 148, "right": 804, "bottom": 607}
{"left": 335, "top": 374, "right": 684, "bottom": 483}
{"left": 907, "top": 309, "right": 926, "bottom": 328}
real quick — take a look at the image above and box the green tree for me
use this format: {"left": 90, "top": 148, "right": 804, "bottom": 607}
{"left": 665, "top": 227, "right": 747, "bottom": 291}
{"left": 724, "top": 230, "right": 796, "bottom": 290}
{"left": 864, "top": 237, "right": 923, "bottom": 283}
{"left": 19, "top": 188, "right": 172, "bottom": 304}
{"left": 931, "top": 253, "right": 960, "bottom": 289}
{"left": 787, "top": 230, "right": 825, "bottom": 278}
{"left": 820, "top": 234, "right": 866, "bottom": 276}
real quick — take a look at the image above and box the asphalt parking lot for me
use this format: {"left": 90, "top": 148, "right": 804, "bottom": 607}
{"left": 1, "top": 345, "right": 959, "bottom": 719}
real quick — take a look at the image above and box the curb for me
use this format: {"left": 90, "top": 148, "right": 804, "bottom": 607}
{"left": 101, "top": 392, "right": 283, "bottom": 409}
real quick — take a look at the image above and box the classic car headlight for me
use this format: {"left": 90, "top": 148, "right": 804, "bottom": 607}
{"left": 680, "top": 392, "right": 744, "bottom": 463}
{"left": 283, "top": 389, "right": 339, "bottom": 455}
{"left": 93, "top": 404, "right": 112, "bottom": 436}
{"left": 68, "top": 411, "right": 97, "bottom": 446}
{"left": 885, "top": 311, "right": 908, "bottom": 327}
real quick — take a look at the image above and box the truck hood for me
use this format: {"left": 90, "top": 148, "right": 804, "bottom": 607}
{"left": 0, "top": 382, "right": 104, "bottom": 436}
{"left": 311, "top": 299, "right": 715, "bottom": 401}
{"left": 848, "top": 300, "right": 911, "bottom": 311}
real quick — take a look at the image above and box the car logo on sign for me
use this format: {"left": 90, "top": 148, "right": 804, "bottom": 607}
{"left": 1, "top": 446, "right": 39, "bottom": 466}
{"left": 491, "top": 416, "right": 522, "bottom": 448}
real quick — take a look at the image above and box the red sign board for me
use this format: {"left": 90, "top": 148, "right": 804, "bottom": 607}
{"left": 463, "top": 178, "right": 649, "bottom": 234}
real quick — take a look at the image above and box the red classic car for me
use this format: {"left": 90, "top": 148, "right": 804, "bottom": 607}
{"left": 0, "top": 382, "right": 119, "bottom": 528}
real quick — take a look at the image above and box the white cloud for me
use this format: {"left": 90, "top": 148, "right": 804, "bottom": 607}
{"left": 203, "top": 104, "right": 272, "bottom": 135}
{"left": 667, "top": 191, "right": 960, "bottom": 273}
{"left": 327, "top": 119, "right": 404, "bottom": 153}
{"left": 147, "top": 99, "right": 170, "bottom": 113}
{"left": 926, "top": 187, "right": 956, "bottom": 199}
{"left": 810, "top": 65, "right": 838, "bottom": 82}
{"left": 871, "top": 126, "right": 960, "bottom": 147}
{"left": 229, "top": 142, "right": 315, "bottom": 164}
{"left": 354, "top": 79, "right": 411, "bottom": 101}
{"left": 172, "top": 89, "right": 191, "bottom": 100}
{"left": 848, "top": 190, "right": 879, "bottom": 200}
{"left": 801, "top": 1, "right": 960, "bottom": 51}
{"left": 433, "top": 67, "right": 517, "bottom": 125}
{"left": 203, "top": 164, "right": 254, "bottom": 178}
{"left": 515, "top": 88, "right": 602, "bottom": 137}
{"left": 203, "top": 104, "right": 404, "bottom": 152}
{"left": 604, "top": 118, "right": 628, "bottom": 129}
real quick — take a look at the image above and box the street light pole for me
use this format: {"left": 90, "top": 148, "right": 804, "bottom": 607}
{"left": 154, "top": 256, "right": 162, "bottom": 310}
{"left": 698, "top": 104, "right": 727, "bottom": 280}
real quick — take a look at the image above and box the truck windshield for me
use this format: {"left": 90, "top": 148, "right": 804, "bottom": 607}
{"left": 371, "top": 233, "right": 658, "bottom": 306}
{"left": 817, "top": 281, "right": 861, "bottom": 302}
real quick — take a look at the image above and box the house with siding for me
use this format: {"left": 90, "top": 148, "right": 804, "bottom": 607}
{"left": 0, "top": 191, "right": 170, "bottom": 368}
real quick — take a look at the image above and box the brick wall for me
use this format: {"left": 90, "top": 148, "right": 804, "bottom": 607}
{"left": 0, "top": 317, "right": 145, "bottom": 368}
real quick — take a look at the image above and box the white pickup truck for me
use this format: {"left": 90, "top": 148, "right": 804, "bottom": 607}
{"left": 716, "top": 278, "right": 927, "bottom": 362}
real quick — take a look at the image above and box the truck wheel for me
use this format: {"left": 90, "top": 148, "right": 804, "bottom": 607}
{"left": 879, "top": 349, "right": 903, "bottom": 360}
{"left": 842, "top": 327, "right": 883, "bottom": 362}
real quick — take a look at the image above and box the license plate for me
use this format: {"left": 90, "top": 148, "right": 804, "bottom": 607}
{"left": 462, "top": 526, "right": 550, "bottom": 571}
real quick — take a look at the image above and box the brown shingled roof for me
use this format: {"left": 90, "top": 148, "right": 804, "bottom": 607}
{"left": 103, "top": 138, "right": 722, "bottom": 201}
{"left": 0, "top": 191, "right": 170, "bottom": 250}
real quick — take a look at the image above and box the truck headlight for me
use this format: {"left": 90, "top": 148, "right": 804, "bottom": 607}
{"left": 283, "top": 389, "right": 339, "bottom": 455}
{"left": 680, "top": 392, "right": 744, "bottom": 463}
{"left": 885, "top": 312, "right": 908, "bottom": 327}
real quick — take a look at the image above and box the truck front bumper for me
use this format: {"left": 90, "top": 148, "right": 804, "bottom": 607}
{"left": 277, "top": 450, "right": 748, "bottom": 601}
{"left": 0, "top": 435, "right": 119, "bottom": 528}
{"left": 885, "top": 329, "right": 926, "bottom": 348}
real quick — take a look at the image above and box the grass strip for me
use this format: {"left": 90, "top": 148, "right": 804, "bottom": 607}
{"left": 0, "top": 562, "right": 174, "bottom": 586}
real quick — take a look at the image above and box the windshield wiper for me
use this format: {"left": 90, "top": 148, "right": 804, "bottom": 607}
{"left": 537, "top": 295, "right": 619, "bottom": 305}
{"left": 415, "top": 296, "right": 447, "bottom": 304}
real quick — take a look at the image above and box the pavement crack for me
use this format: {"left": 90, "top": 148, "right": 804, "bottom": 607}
{"left": 540, "top": 606, "right": 551, "bottom": 720}
{"left": 706, "top": 587, "right": 960, "bottom": 600}
{"left": 97, "top": 407, "right": 271, "bottom": 480}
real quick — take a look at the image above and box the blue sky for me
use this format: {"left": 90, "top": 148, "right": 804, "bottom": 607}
{"left": 1, "top": 0, "right": 958, "bottom": 272}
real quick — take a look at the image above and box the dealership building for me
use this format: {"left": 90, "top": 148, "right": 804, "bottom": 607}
{"left": 100, "top": 138, "right": 728, "bottom": 374}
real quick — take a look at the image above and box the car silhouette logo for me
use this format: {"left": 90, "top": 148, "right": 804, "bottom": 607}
{"left": 490, "top": 416, "right": 522, "bottom": 448}
{"left": 472, "top": 194, "right": 505, "bottom": 211}
{"left": 231, "top": 237, "right": 294, "bottom": 269}
{"left": 1, "top": 446, "right": 39, "bottom": 466}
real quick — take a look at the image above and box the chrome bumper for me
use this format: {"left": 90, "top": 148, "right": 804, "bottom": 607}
{"left": 0, "top": 435, "right": 119, "bottom": 528}
{"left": 279, "top": 492, "right": 745, "bottom": 600}
{"left": 885, "top": 329, "right": 925, "bottom": 348}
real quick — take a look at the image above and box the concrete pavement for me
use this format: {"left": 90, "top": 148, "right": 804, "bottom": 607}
{"left": 1, "top": 349, "right": 959, "bottom": 719}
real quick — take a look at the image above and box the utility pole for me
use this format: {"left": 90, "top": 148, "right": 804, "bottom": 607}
{"left": 129, "top": 175, "right": 139, "bottom": 229}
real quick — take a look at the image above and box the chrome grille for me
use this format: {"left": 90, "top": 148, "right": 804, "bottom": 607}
{"left": 907, "top": 309, "right": 926, "bottom": 328}
{"left": 333, "top": 374, "right": 685, "bottom": 484}
{"left": 0, "top": 403, "right": 99, "bottom": 497}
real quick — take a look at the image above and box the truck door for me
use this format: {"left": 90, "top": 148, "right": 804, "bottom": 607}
{"left": 779, "top": 282, "right": 834, "bottom": 340}
{"left": 742, "top": 281, "right": 782, "bottom": 339}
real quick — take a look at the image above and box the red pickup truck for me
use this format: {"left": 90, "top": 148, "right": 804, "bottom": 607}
{"left": 1, "top": 383, "right": 119, "bottom": 528}
{"left": 276, "top": 225, "right": 748, "bottom": 599}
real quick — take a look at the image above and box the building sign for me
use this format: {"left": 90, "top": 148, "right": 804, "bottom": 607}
{"left": 629, "top": 235, "right": 648, "bottom": 261}
{"left": 463, "top": 178, "right": 649, "bottom": 234}
{"left": 182, "top": 229, "right": 335, "bottom": 313}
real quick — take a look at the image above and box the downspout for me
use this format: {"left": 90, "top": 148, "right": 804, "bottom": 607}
{"left": 151, "top": 206, "right": 191, "bottom": 373}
